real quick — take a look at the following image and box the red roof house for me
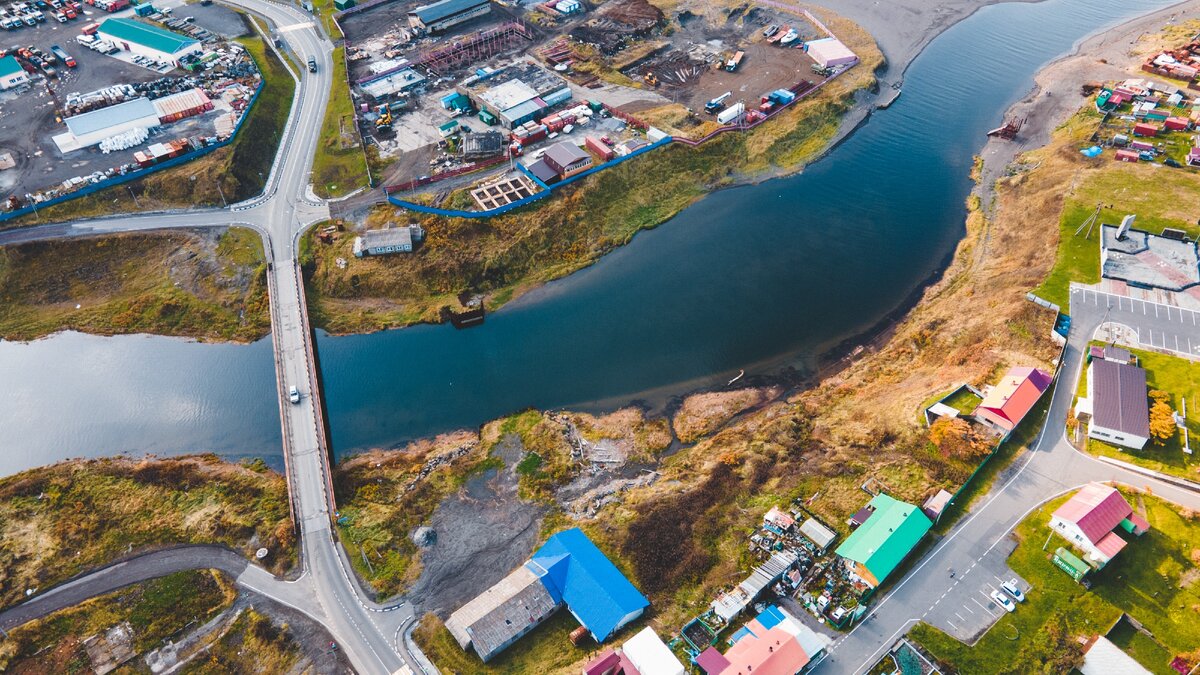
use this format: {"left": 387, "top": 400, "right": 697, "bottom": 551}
{"left": 1049, "top": 483, "right": 1149, "bottom": 567}
{"left": 973, "top": 367, "right": 1053, "bottom": 433}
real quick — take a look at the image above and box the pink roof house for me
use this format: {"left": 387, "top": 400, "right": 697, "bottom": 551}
{"left": 973, "top": 367, "right": 1053, "bottom": 433}
{"left": 1049, "top": 483, "right": 1150, "bottom": 568}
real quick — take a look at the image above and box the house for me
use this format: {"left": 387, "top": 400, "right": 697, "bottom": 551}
{"left": 461, "top": 60, "right": 571, "bottom": 129}
{"left": 835, "top": 493, "right": 932, "bottom": 588}
{"left": 526, "top": 158, "right": 560, "bottom": 185}
{"left": 407, "top": 0, "right": 491, "bottom": 33}
{"left": 528, "top": 528, "right": 649, "bottom": 643}
{"left": 763, "top": 506, "right": 795, "bottom": 533}
{"left": 55, "top": 98, "right": 162, "bottom": 152}
{"left": 805, "top": 37, "right": 858, "bottom": 69}
{"left": 696, "top": 606, "right": 830, "bottom": 675}
{"left": 352, "top": 224, "right": 425, "bottom": 257}
{"left": 444, "top": 566, "right": 560, "bottom": 662}
{"left": 1049, "top": 483, "right": 1150, "bottom": 568}
{"left": 542, "top": 142, "right": 593, "bottom": 179}
{"left": 972, "top": 366, "right": 1053, "bottom": 433}
{"left": 1077, "top": 358, "right": 1150, "bottom": 450}
{"left": 1080, "top": 636, "right": 1153, "bottom": 675}
{"left": 583, "top": 649, "right": 638, "bottom": 675}
{"left": 98, "top": 18, "right": 202, "bottom": 66}
{"left": 448, "top": 528, "right": 647, "bottom": 662}
{"left": 0, "top": 55, "right": 29, "bottom": 90}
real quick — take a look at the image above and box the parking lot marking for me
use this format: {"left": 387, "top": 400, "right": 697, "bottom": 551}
{"left": 972, "top": 597, "right": 995, "bottom": 616}
{"left": 963, "top": 603, "right": 975, "bottom": 615}
{"left": 954, "top": 612, "right": 965, "bottom": 623}
{"left": 947, "top": 619, "right": 959, "bottom": 631}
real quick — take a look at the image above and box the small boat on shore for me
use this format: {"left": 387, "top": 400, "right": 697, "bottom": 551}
{"left": 727, "top": 369, "right": 745, "bottom": 386}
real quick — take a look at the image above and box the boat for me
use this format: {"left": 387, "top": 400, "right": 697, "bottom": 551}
{"left": 779, "top": 28, "right": 799, "bottom": 45}
{"left": 727, "top": 369, "right": 745, "bottom": 386}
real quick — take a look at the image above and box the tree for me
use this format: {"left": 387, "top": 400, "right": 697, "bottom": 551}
{"left": 928, "top": 417, "right": 990, "bottom": 460}
{"left": 1148, "top": 389, "right": 1176, "bottom": 445}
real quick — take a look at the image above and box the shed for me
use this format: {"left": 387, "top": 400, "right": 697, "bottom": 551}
{"left": 921, "top": 489, "right": 953, "bottom": 522}
{"left": 0, "top": 55, "right": 29, "bottom": 90}
{"left": 696, "top": 647, "right": 732, "bottom": 675}
{"left": 1132, "top": 122, "right": 1159, "bottom": 137}
{"left": 352, "top": 224, "right": 425, "bottom": 257}
{"left": 1115, "top": 149, "right": 1140, "bottom": 162}
{"left": 98, "top": 18, "right": 202, "bottom": 66}
{"left": 973, "top": 366, "right": 1053, "bottom": 433}
{"left": 805, "top": 37, "right": 858, "bottom": 68}
{"left": 798, "top": 518, "right": 837, "bottom": 551}
{"left": 835, "top": 493, "right": 932, "bottom": 588}
{"left": 1053, "top": 547, "right": 1090, "bottom": 581}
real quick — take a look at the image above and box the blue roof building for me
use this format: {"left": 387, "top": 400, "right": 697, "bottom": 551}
{"left": 525, "top": 528, "right": 649, "bottom": 643}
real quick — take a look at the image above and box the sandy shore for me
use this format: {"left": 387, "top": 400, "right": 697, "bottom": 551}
{"left": 975, "top": 0, "right": 1200, "bottom": 202}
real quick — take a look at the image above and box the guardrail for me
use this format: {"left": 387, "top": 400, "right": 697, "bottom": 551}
{"left": 293, "top": 258, "right": 339, "bottom": 517}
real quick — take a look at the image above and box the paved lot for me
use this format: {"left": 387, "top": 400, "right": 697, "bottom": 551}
{"left": 1071, "top": 286, "right": 1200, "bottom": 357}
{"left": 921, "top": 538, "right": 1032, "bottom": 642}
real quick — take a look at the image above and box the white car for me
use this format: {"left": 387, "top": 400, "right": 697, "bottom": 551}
{"left": 990, "top": 590, "right": 1016, "bottom": 613}
{"left": 288, "top": 386, "right": 300, "bottom": 404}
{"left": 1001, "top": 579, "right": 1025, "bottom": 602}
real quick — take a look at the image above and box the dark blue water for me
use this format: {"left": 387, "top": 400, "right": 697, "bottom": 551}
{"left": 0, "top": 0, "right": 1179, "bottom": 475}
{"left": 318, "top": 0, "right": 1178, "bottom": 453}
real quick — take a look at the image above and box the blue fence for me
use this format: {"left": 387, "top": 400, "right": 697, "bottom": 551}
{"left": 0, "top": 81, "right": 265, "bottom": 225}
{"left": 387, "top": 136, "right": 673, "bottom": 218}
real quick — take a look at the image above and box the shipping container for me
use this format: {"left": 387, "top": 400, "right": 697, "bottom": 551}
{"left": 716, "top": 101, "right": 745, "bottom": 125}
{"left": 1115, "top": 149, "right": 1139, "bottom": 162}
{"left": 81, "top": 20, "right": 99, "bottom": 33}
{"left": 478, "top": 109, "right": 496, "bottom": 125}
{"left": 770, "top": 89, "right": 796, "bottom": 104}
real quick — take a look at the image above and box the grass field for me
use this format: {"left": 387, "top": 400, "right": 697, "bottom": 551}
{"left": 311, "top": 46, "right": 370, "bottom": 198}
{"left": 912, "top": 490, "right": 1200, "bottom": 675}
{"left": 0, "top": 228, "right": 271, "bottom": 342}
{"left": 0, "top": 570, "right": 234, "bottom": 672}
{"left": 0, "top": 456, "right": 295, "bottom": 609}
{"left": 1076, "top": 344, "right": 1200, "bottom": 481}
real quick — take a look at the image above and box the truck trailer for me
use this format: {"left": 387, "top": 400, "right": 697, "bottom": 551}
{"left": 716, "top": 101, "right": 745, "bottom": 125}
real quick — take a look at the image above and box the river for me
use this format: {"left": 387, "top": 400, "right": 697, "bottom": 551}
{"left": 0, "top": 0, "right": 1180, "bottom": 475}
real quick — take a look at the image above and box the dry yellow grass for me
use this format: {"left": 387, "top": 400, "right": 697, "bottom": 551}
{"left": 672, "top": 386, "right": 782, "bottom": 443}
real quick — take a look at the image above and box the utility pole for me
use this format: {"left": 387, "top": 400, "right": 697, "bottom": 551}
{"left": 127, "top": 185, "right": 141, "bottom": 209}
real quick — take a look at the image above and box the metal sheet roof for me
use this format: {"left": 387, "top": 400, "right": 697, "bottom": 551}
{"left": 444, "top": 565, "right": 557, "bottom": 661}
{"left": 99, "top": 18, "right": 199, "bottom": 56}
{"left": 0, "top": 55, "right": 23, "bottom": 78}
{"left": 409, "top": 0, "right": 489, "bottom": 24}
{"left": 64, "top": 97, "right": 159, "bottom": 138}
{"left": 835, "top": 493, "right": 931, "bottom": 585}
{"left": 1081, "top": 636, "right": 1153, "bottom": 675}
{"left": 1052, "top": 483, "right": 1133, "bottom": 544}
{"left": 1090, "top": 359, "right": 1150, "bottom": 438}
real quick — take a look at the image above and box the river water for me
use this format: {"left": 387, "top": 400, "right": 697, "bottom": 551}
{"left": 0, "top": 0, "right": 1178, "bottom": 474}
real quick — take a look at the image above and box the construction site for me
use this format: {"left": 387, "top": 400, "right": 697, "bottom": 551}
{"left": 332, "top": 0, "right": 858, "bottom": 209}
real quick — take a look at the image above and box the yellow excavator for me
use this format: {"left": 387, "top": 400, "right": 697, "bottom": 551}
{"left": 643, "top": 71, "right": 658, "bottom": 87}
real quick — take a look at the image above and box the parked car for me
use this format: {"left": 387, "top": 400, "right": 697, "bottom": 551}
{"left": 1000, "top": 580, "right": 1025, "bottom": 602}
{"left": 990, "top": 590, "right": 1016, "bottom": 613}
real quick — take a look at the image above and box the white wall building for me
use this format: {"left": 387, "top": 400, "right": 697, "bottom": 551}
{"left": 0, "top": 56, "right": 29, "bottom": 90}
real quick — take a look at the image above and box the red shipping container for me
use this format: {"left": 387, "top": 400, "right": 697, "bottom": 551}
{"left": 1115, "top": 149, "right": 1139, "bottom": 162}
{"left": 1133, "top": 123, "right": 1159, "bottom": 137}
{"left": 1164, "top": 116, "right": 1190, "bottom": 131}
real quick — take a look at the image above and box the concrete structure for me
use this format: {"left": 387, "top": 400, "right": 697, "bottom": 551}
{"left": 1080, "top": 636, "right": 1153, "bottom": 675}
{"left": 622, "top": 627, "right": 686, "bottom": 675}
{"left": 55, "top": 98, "right": 161, "bottom": 152}
{"left": 805, "top": 37, "right": 858, "bottom": 69}
{"left": 697, "top": 606, "right": 829, "bottom": 675}
{"left": 542, "top": 141, "right": 593, "bottom": 178}
{"left": 352, "top": 224, "right": 425, "bottom": 256}
{"left": 1077, "top": 358, "right": 1150, "bottom": 450}
{"left": 461, "top": 60, "right": 571, "bottom": 129}
{"left": 444, "top": 566, "right": 559, "bottom": 662}
{"left": 0, "top": 55, "right": 29, "bottom": 90}
{"left": 835, "top": 493, "right": 931, "bottom": 588}
{"left": 1049, "top": 483, "right": 1150, "bottom": 568}
{"left": 407, "top": 0, "right": 491, "bottom": 33}
{"left": 98, "top": 18, "right": 202, "bottom": 66}
{"left": 1100, "top": 224, "right": 1200, "bottom": 292}
{"left": 973, "top": 366, "right": 1053, "bottom": 433}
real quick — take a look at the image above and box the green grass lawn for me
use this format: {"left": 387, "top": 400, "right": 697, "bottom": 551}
{"left": 1076, "top": 343, "right": 1200, "bottom": 481}
{"left": 912, "top": 490, "right": 1200, "bottom": 675}
{"left": 1031, "top": 121, "right": 1200, "bottom": 309}
{"left": 943, "top": 387, "right": 984, "bottom": 416}
{"left": 311, "top": 46, "right": 369, "bottom": 198}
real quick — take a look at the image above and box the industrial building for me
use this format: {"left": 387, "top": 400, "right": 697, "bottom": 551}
{"left": 54, "top": 98, "right": 161, "bottom": 153}
{"left": 0, "top": 55, "right": 29, "bottom": 90}
{"left": 1049, "top": 483, "right": 1149, "bottom": 569}
{"left": 460, "top": 60, "right": 571, "bottom": 129}
{"left": 835, "top": 493, "right": 931, "bottom": 589}
{"left": 446, "top": 528, "right": 648, "bottom": 662}
{"left": 360, "top": 67, "right": 427, "bottom": 100}
{"left": 407, "top": 0, "right": 492, "bottom": 34}
{"left": 352, "top": 224, "right": 425, "bottom": 257}
{"left": 805, "top": 37, "right": 858, "bottom": 69}
{"left": 541, "top": 141, "right": 593, "bottom": 178}
{"left": 98, "top": 18, "right": 203, "bottom": 66}
{"left": 1076, "top": 356, "right": 1151, "bottom": 450}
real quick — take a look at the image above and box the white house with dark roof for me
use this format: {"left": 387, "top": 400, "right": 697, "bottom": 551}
{"left": 1077, "top": 357, "right": 1150, "bottom": 450}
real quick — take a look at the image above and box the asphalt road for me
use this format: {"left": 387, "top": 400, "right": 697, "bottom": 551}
{"left": 820, "top": 286, "right": 1200, "bottom": 674}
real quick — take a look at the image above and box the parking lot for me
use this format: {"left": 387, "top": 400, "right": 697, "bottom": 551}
{"left": 922, "top": 538, "right": 1032, "bottom": 642}
{"left": 0, "top": 1, "right": 248, "bottom": 197}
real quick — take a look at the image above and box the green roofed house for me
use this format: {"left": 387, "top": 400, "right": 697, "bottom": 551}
{"left": 98, "top": 18, "right": 203, "bottom": 67}
{"left": 835, "top": 493, "right": 932, "bottom": 589}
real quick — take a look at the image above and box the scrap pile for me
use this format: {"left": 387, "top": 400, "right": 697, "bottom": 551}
{"left": 1142, "top": 40, "right": 1200, "bottom": 85}
{"left": 569, "top": 0, "right": 663, "bottom": 56}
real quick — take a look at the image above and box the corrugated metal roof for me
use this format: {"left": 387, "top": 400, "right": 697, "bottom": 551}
{"left": 152, "top": 88, "right": 210, "bottom": 117}
{"left": 1091, "top": 359, "right": 1150, "bottom": 438}
{"left": 1052, "top": 483, "right": 1133, "bottom": 544}
{"left": 975, "top": 366, "right": 1052, "bottom": 431}
{"left": 543, "top": 141, "right": 590, "bottom": 169}
{"left": 409, "top": 0, "right": 489, "bottom": 24}
{"left": 1094, "top": 531, "right": 1128, "bottom": 559}
{"left": 737, "top": 550, "right": 798, "bottom": 598}
{"left": 623, "top": 627, "right": 686, "bottom": 675}
{"left": 0, "top": 55, "right": 23, "bottom": 78}
{"left": 799, "top": 518, "right": 837, "bottom": 550}
{"left": 99, "top": 18, "right": 198, "bottom": 56}
{"left": 526, "top": 528, "right": 648, "bottom": 642}
{"left": 835, "top": 493, "right": 931, "bottom": 585}
{"left": 444, "top": 565, "right": 557, "bottom": 661}
{"left": 64, "top": 97, "right": 159, "bottom": 138}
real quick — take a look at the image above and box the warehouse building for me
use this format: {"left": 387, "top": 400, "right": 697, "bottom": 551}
{"left": 542, "top": 141, "right": 592, "bottom": 178}
{"left": 461, "top": 61, "right": 571, "bottom": 129}
{"left": 0, "top": 55, "right": 29, "bottom": 90}
{"left": 407, "top": 0, "right": 491, "bottom": 33}
{"left": 444, "top": 566, "right": 559, "bottom": 663}
{"left": 805, "top": 37, "right": 858, "bottom": 69}
{"left": 835, "top": 493, "right": 931, "bottom": 589}
{"left": 98, "top": 18, "right": 203, "bottom": 66}
{"left": 54, "top": 97, "right": 161, "bottom": 152}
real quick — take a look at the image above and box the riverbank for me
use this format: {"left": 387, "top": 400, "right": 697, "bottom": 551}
{"left": 0, "top": 455, "right": 295, "bottom": 610}
{"left": 0, "top": 228, "right": 271, "bottom": 342}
